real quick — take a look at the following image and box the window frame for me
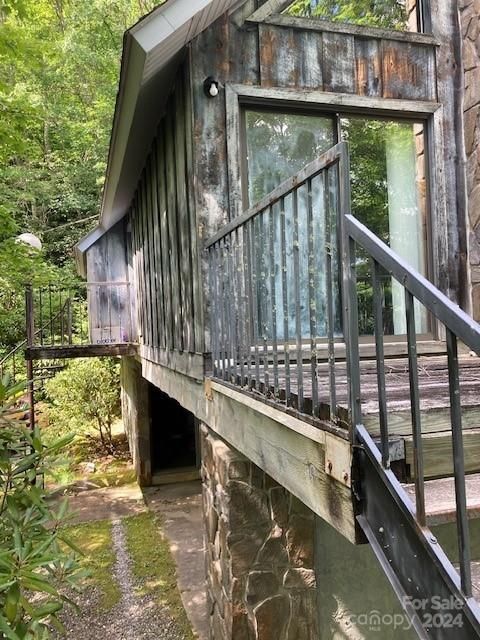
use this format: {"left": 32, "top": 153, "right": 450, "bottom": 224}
{"left": 247, "top": 0, "right": 433, "bottom": 37}
{"left": 225, "top": 83, "right": 445, "bottom": 343}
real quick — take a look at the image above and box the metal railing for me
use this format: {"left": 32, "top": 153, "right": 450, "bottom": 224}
{"left": 205, "top": 140, "right": 479, "bottom": 608}
{"left": 346, "top": 214, "right": 480, "bottom": 599}
{"left": 205, "top": 143, "right": 348, "bottom": 422}
{"left": 25, "top": 281, "right": 133, "bottom": 349}
{"left": 0, "top": 301, "right": 70, "bottom": 385}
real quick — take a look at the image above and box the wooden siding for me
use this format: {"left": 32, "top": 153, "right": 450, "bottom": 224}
{"left": 128, "top": 67, "right": 202, "bottom": 369}
{"left": 251, "top": 22, "right": 435, "bottom": 99}
{"left": 189, "top": 2, "right": 470, "bottom": 346}
{"left": 85, "top": 220, "right": 134, "bottom": 343}
{"left": 190, "top": 12, "right": 439, "bottom": 241}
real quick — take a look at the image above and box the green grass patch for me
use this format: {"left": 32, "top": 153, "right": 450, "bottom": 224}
{"left": 62, "top": 520, "right": 121, "bottom": 611}
{"left": 124, "top": 512, "right": 195, "bottom": 640}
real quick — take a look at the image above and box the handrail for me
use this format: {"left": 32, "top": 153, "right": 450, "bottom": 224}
{"left": 0, "top": 298, "right": 70, "bottom": 369}
{"left": 345, "top": 211, "right": 475, "bottom": 600}
{"left": 205, "top": 142, "right": 347, "bottom": 248}
{"left": 204, "top": 142, "right": 348, "bottom": 421}
{"left": 346, "top": 214, "right": 480, "bottom": 354}
{"left": 204, "top": 139, "right": 479, "bottom": 614}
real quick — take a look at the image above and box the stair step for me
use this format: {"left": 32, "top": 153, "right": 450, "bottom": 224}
{"left": 403, "top": 473, "right": 480, "bottom": 526}
{"left": 404, "top": 429, "right": 480, "bottom": 479}
{"left": 364, "top": 404, "right": 480, "bottom": 438}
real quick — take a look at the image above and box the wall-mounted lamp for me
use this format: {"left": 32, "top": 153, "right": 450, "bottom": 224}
{"left": 203, "top": 76, "right": 219, "bottom": 98}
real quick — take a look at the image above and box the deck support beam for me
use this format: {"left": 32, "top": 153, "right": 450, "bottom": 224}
{"left": 141, "top": 357, "right": 357, "bottom": 543}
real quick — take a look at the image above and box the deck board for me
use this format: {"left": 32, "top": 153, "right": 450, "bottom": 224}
{"left": 25, "top": 343, "right": 138, "bottom": 359}
{"left": 236, "top": 352, "right": 480, "bottom": 434}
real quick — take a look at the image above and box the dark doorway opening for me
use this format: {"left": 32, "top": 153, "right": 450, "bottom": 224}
{"left": 149, "top": 384, "right": 198, "bottom": 477}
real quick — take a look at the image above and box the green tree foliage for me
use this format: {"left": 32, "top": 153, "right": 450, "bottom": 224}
{"left": 285, "top": 0, "right": 407, "bottom": 30}
{"left": 0, "top": 376, "right": 83, "bottom": 638}
{"left": 45, "top": 358, "right": 121, "bottom": 454}
{"left": 0, "top": 0, "right": 158, "bottom": 350}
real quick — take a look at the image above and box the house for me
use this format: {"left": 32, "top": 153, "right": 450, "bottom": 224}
{"left": 29, "top": 0, "right": 480, "bottom": 637}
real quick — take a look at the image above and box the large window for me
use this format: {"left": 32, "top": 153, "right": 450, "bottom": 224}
{"left": 283, "top": 0, "right": 423, "bottom": 32}
{"left": 245, "top": 110, "right": 335, "bottom": 203}
{"left": 244, "top": 109, "right": 429, "bottom": 337}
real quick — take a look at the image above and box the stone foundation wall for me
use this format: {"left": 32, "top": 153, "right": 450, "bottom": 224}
{"left": 461, "top": 1, "right": 480, "bottom": 316}
{"left": 200, "top": 424, "right": 318, "bottom": 640}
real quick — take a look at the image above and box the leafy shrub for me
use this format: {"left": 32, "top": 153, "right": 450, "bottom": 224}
{"left": 0, "top": 376, "right": 82, "bottom": 638}
{"left": 45, "top": 358, "right": 120, "bottom": 454}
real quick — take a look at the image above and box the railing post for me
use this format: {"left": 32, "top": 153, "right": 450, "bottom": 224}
{"left": 337, "top": 142, "right": 362, "bottom": 441}
{"left": 25, "top": 284, "right": 35, "bottom": 431}
{"left": 67, "top": 295, "right": 73, "bottom": 344}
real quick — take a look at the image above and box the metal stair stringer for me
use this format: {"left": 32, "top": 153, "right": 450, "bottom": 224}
{"left": 355, "top": 423, "right": 480, "bottom": 639}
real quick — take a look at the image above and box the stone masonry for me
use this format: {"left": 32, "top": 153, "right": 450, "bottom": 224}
{"left": 200, "top": 425, "right": 318, "bottom": 640}
{"left": 461, "top": 0, "right": 480, "bottom": 316}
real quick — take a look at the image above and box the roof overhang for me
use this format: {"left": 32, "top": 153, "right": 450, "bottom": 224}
{"left": 75, "top": 0, "right": 243, "bottom": 277}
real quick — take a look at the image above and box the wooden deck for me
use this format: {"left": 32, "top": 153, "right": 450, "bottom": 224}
{"left": 236, "top": 350, "right": 480, "bottom": 480}
{"left": 25, "top": 343, "right": 138, "bottom": 360}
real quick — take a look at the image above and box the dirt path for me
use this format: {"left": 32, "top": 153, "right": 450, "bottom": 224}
{"left": 54, "top": 482, "right": 206, "bottom": 640}
{"left": 59, "top": 518, "right": 186, "bottom": 640}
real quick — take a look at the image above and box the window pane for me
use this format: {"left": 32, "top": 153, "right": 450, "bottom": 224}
{"left": 245, "top": 111, "right": 336, "bottom": 341}
{"left": 341, "top": 117, "right": 428, "bottom": 335}
{"left": 284, "top": 0, "right": 421, "bottom": 32}
{"left": 245, "top": 110, "right": 335, "bottom": 205}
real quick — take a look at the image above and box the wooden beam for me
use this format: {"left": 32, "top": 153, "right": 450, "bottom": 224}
{"left": 249, "top": 13, "right": 441, "bottom": 46}
{"left": 139, "top": 345, "right": 205, "bottom": 380}
{"left": 246, "top": 0, "right": 289, "bottom": 23}
{"left": 140, "top": 357, "right": 357, "bottom": 543}
{"left": 25, "top": 343, "right": 138, "bottom": 360}
{"left": 227, "top": 83, "right": 441, "bottom": 115}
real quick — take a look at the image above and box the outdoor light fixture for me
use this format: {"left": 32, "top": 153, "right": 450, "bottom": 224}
{"left": 203, "top": 76, "right": 219, "bottom": 98}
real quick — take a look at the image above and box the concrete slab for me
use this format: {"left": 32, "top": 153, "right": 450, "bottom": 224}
{"left": 404, "top": 473, "right": 480, "bottom": 525}
{"left": 143, "top": 481, "right": 208, "bottom": 640}
{"left": 60, "top": 483, "right": 146, "bottom": 524}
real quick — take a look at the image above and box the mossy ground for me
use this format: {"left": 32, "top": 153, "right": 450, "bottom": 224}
{"left": 62, "top": 520, "right": 121, "bottom": 611}
{"left": 124, "top": 512, "right": 195, "bottom": 640}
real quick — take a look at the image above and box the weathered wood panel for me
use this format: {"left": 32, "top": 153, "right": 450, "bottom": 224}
{"left": 244, "top": 22, "right": 437, "bottom": 100}
{"left": 228, "top": 0, "right": 260, "bottom": 85}
{"left": 190, "top": 15, "right": 231, "bottom": 355}
{"left": 165, "top": 105, "right": 183, "bottom": 351}
{"left": 124, "top": 217, "right": 137, "bottom": 339}
{"left": 150, "top": 152, "right": 165, "bottom": 350}
{"left": 322, "top": 31, "right": 355, "bottom": 93}
{"left": 119, "top": 64, "right": 202, "bottom": 377}
{"left": 85, "top": 221, "right": 132, "bottom": 343}
{"left": 184, "top": 64, "right": 204, "bottom": 353}
{"left": 259, "top": 25, "right": 323, "bottom": 89}
{"left": 382, "top": 40, "right": 436, "bottom": 101}
{"left": 174, "top": 77, "right": 194, "bottom": 353}
{"left": 156, "top": 127, "right": 174, "bottom": 352}
{"left": 355, "top": 38, "right": 382, "bottom": 97}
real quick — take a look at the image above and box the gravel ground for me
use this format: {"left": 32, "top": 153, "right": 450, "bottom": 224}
{"left": 57, "top": 520, "right": 187, "bottom": 640}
